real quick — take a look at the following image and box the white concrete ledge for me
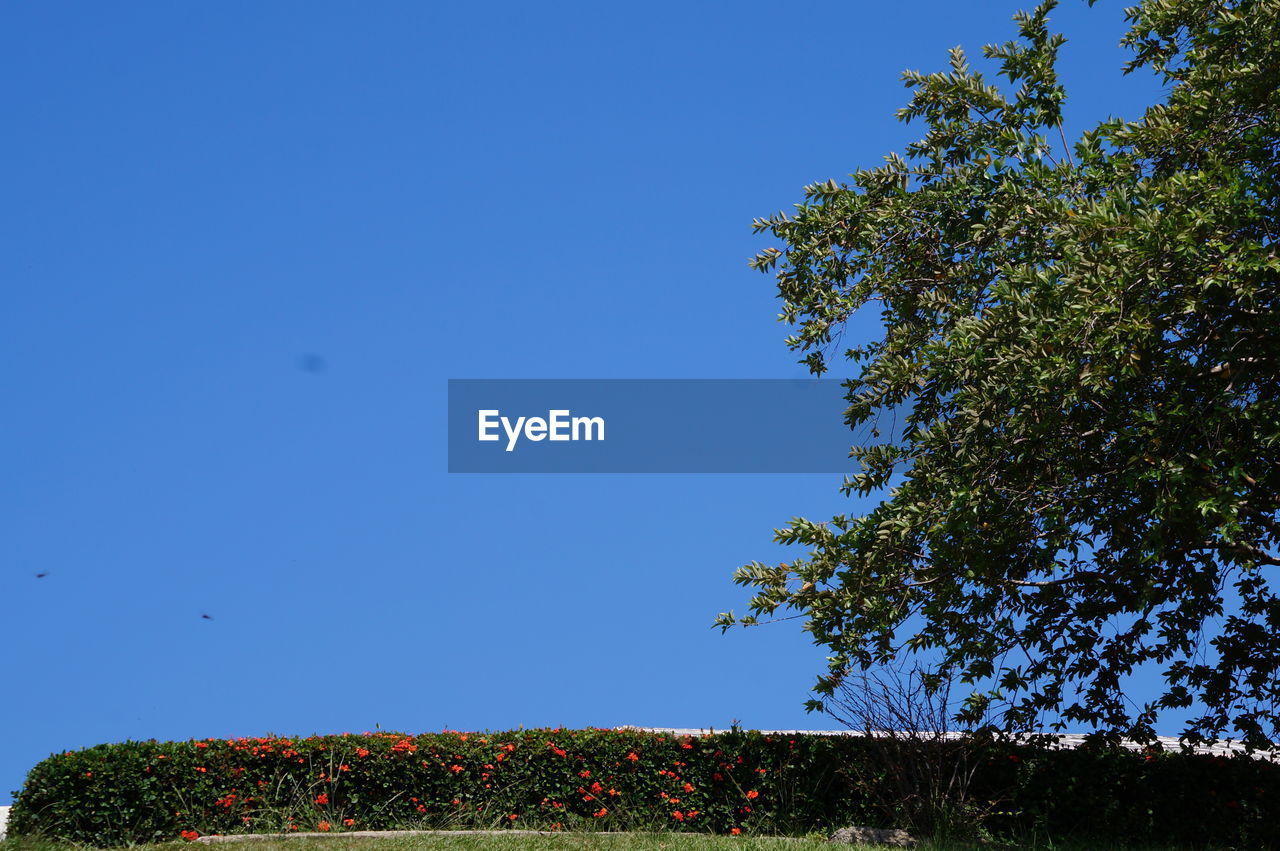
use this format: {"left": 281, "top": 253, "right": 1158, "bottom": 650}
{"left": 620, "top": 727, "right": 1274, "bottom": 758}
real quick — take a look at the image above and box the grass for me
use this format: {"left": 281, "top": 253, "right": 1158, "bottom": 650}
{"left": 0, "top": 833, "right": 1216, "bottom": 851}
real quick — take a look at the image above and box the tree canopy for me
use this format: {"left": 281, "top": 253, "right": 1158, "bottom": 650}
{"left": 718, "top": 0, "right": 1280, "bottom": 749}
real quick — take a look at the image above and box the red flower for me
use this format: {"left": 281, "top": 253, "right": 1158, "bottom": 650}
{"left": 391, "top": 738, "right": 417, "bottom": 754}
{"left": 315, "top": 793, "right": 329, "bottom": 805}
{"left": 317, "top": 821, "right": 331, "bottom": 832}
{"left": 626, "top": 752, "right": 639, "bottom": 761}
{"left": 508, "top": 813, "right": 518, "bottom": 821}
{"left": 594, "top": 807, "right": 608, "bottom": 818}
{"left": 730, "top": 827, "right": 742, "bottom": 836}
{"left": 672, "top": 811, "right": 684, "bottom": 821}
{"left": 450, "top": 764, "right": 464, "bottom": 773}
{"left": 343, "top": 819, "right": 354, "bottom": 827}
{"left": 746, "top": 790, "right": 758, "bottom": 800}
{"left": 195, "top": 742, "right": 209, "bottom": 749}
{"left": 356, "top": 748, "right": 370, "bottom": 758}
{"left": 180, "top": 830, "right": 200, "bottom": 841}
{"left": 683, "top": 782, "right": 694, "bottom": 793}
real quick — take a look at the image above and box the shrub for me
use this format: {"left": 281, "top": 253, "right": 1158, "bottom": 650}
{"left": 9, "top": 728, "right": 1280, "bottom": 847}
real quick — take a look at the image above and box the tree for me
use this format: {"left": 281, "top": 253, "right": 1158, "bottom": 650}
{"left": 718, "top": 0, "right": 1280, "bottom": 750}
{"left": 823, "top": 662, "right": 1002, "bottom": 839}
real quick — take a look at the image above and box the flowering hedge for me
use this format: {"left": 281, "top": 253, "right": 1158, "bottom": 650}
{"left": 8, "top": 728, "right": 1280, "bottom": 847}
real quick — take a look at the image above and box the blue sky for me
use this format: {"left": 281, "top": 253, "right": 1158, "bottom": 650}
{"left": 0, "top": 1, "right": 1164, "bottom": 803}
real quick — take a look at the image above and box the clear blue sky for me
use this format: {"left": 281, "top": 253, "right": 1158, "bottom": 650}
{"left": 1, "top": 1, "right": 1163, "bottom": 803}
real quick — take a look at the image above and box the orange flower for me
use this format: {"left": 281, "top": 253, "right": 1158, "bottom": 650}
{"left": 508, "top": 813, "right": 518, "bottom": 821}
{"left": 551, "top": 823, "right": 563, "bottom": 831}
{"left": 746, "top": 790, "right": 759, "bottom": 800}
{"left": 317, "top": 821, "right": 331, "bottom": 832}
{"left": 730, "top": 827, "right": 742, "bottom": 836}
{"left": 683, "top": 782, "right": 694, "bottom": 793}
{"left": 391, "top": 738, "right": 418, "bottom": 754}
{"left": 449, "top": 764, "right": 464, "bottom": 773}
{"left": 594, "top": 807, "right": 608, "bottom": 818}
{"left": 343, "top": 819, "right": 354, "bottom": 827}
{"left": 626, "top": 752, "right": 639, "bottom": 761}
{"left": 356, "top": 748, "right": 370, "bottom": 758}
{"left": 672, "top": 810, "right": 684, "bottom": 821}
{"left": 180, "top": 830, "right": 200, "bottom": 841}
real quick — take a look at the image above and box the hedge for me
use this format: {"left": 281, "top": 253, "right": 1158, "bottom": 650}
{"left": 8, "top": 728, "right": 1280, "bottom": 848}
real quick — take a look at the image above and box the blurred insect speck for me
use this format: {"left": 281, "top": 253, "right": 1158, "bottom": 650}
{"left": 298, "top": 353, "right": 327, "bottom": 374}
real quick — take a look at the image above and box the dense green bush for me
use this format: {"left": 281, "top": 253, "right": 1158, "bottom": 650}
{"left": 8, "top": 729, "right": 1280, "bottom": 848}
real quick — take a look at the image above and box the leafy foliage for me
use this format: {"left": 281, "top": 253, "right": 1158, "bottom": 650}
{"left": 7, "top": 730, "right": 866, "bottom": 845}
{"left": 719, "top": 0, "right": 1280, "bottom": 749}
{"left": 10, "top": 730, "right": 1280, "bottom": 847}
